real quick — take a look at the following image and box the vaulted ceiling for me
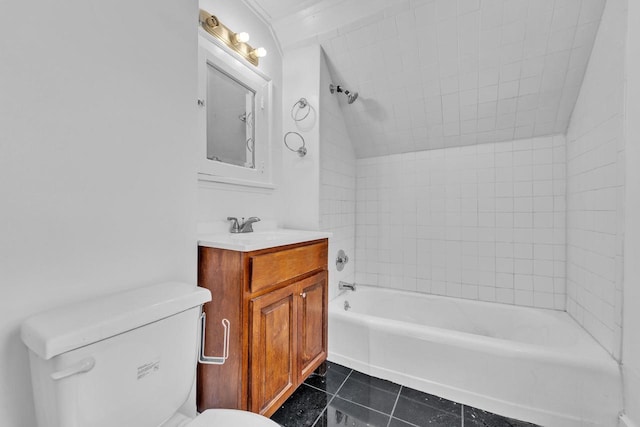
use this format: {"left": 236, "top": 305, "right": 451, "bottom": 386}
{"left": 244, "top": 0, "right": 606, "bottom": 158}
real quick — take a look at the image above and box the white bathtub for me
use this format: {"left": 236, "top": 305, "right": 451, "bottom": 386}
{"left": 328, "top": 286, "right": 622, "bottom": 427}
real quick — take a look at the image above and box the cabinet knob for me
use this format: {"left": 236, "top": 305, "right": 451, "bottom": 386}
{"left": 299, "top": 292, "right": 306, "bottom": 298}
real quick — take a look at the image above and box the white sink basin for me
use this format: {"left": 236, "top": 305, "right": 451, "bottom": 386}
{"left": 198, "top": 229, "right": 331, "bottom": 252}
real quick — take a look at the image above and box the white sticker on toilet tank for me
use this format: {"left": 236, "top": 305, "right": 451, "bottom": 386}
{"left": 137, "top": 359, "right": 160, "bottom": 380}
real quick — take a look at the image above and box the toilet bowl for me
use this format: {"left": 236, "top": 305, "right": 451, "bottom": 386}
{"left": 21, "top": 282, "right": 280, "bottom": 427}
{"left": 188, "top": 409, "right": 279, "bottom": 426}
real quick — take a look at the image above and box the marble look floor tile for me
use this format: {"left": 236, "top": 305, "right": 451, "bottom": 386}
{"left": 274, "top": 364, "right": 538, "bottom": 427}
{"left": 388, "top": 417, "right": 421, "bottom": 426}
{"left": 313, "top": 397, "right": 390, "bottom": 427}
{"left": 336, "top": 372, "right": 400, "bottom": 415}
{"left": 347, "top": 371, "right": 402, "bottom": 394}
{"left": 271, "top": 384, "right": 331, "bottom": 427}
{"left": 392, "top": 386, "right": 462, "bottom": 426}
{"left": 396, "top": 386, "right": 461, "bottom": 415}
{"left": 392, "top": 407, "right": 461, "bottom": 426}
{"left": 324, "top": 361, "right": 353, "bottom": 377}
{"left": 304, "top": 362, "right": 351, "bottom": 395}
{"left": 464, "top": 406, "right": 540, "bottom": 427}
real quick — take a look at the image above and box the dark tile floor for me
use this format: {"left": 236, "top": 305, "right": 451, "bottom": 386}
{"left": 271, "top": 361, "right": 539, "bottom": 427}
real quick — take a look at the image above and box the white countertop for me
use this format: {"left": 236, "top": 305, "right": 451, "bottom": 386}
{"left": 198, "top": 229, "right": 331, "bottom": 252}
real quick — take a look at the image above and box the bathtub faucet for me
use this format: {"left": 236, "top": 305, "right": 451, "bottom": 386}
{"left": 338, "top": 281, "right": 356, "bottom": 291}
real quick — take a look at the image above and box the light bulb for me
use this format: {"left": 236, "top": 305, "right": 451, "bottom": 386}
{"left": 253, "top": 47, "right": 267, "bottom": 58}
{"left": 235, "top": 32, "right": 250, "bottom": 43}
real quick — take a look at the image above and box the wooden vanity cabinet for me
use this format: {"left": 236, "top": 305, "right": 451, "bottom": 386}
{"left": 250, "top": 271, "right": 327, "bottom": 414}
{"left": 197, "top": 239, "right": 328, "bottom": 417}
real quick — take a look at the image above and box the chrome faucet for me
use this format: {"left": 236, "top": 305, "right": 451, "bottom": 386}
{"left": 239, "top": 217, "right": 260, "bottom": 233}
{"left": 338, "top": 281, "right": 356, "bottom": 291}
{"left": 227, "top": 216, "right": 261, "bottom": 233}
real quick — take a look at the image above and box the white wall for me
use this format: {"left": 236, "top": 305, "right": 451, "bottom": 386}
{"left": 281, "top": 46, "right": 322, "bottom": 230}
{"left": 565, "top": 0, "right": 627, "bottom": 358}
{"left": 622, "top": 0, "right": 640, "bottom": 423}
{"left": 197, "top": 0, "right": 284, "bottom": 225}
{"left": 319, "top": 51, "right": 357, "bottom": 300}
{"left": 355, "top": 136, "right": 566, "bottom": 309}
{"left": 281, "top": 45, "right": 357, "bottom": 299}
{"left": 0, "top": 1, "right": 199, "bottom": 426}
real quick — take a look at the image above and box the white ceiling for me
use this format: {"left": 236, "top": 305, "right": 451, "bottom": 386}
{"left": 242, "top": 0, "right": 340, "bottom": 22}
{"left": 245, "top": 0, "right": 606, "bottom": 158}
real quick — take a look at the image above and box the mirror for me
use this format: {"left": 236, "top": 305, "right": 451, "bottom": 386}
{"left": 206, "top": 63, "right": 255, "bottom": 169}
{"left": 198, "top": 32, "right": 273, "bottom": 188}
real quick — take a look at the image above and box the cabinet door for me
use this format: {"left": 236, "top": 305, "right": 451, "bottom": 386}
{"left": 249, "top": 285, "right": 297, "bottom": 416}
{"left": 297, "top": 271, "right": 328, "bottom": 380}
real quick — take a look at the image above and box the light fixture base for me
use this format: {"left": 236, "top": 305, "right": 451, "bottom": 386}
{"left": 199, "top": 10, "right": 262, "bottom": 66}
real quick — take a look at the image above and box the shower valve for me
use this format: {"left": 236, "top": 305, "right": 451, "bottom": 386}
{"left": 336, "top": 249, "right": 349, "bottom": 271}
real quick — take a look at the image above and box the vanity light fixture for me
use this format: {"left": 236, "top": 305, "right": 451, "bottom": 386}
{"left": 199, "top": 10, "right": 266, "bottom": 66}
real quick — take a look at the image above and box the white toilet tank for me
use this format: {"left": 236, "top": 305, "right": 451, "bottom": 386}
{"left": 21, "top": 282, "right": 212, "bottom": 427}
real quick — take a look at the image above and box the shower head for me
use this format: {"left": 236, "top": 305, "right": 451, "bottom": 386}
{"left": 330, "top": 84, "right": 359, "bottom": 104}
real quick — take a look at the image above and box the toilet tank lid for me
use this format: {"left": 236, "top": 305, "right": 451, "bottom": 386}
{"left": 21, "top": 282, "right": 212, "bottom": 360}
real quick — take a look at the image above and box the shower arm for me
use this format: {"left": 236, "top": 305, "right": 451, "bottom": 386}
{"left": 329, "top": 83, "right": 358, "bottom": 104}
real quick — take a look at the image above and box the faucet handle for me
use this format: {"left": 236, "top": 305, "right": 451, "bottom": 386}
{"left": 227, "top": 217, "right": 240, "bottom": 233}
{"left": 238, "top": 216, "right": 260, "bottom": 233}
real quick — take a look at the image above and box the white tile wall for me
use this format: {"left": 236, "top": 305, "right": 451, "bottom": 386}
{"left": 310, "top": 0, "right": 606, "bottom": 158}
{"left": 319, "top": 52, "right": 357, "bottom": 300}
{"left": 355, "top": 135, "right": 566, "bottom": 309}
{"left": 565, "top": 0, "right": 626, "bottom": 359}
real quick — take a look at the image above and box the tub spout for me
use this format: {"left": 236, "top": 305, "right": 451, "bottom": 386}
{"left": 339, "top": 281, "right": 356, "bottom": 291}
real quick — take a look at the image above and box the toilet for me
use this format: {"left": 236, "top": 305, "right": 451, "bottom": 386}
{"left": 21, "top": 282, "right": 279, "bottom": 427}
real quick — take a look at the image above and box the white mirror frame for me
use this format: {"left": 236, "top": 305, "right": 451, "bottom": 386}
{"left": 198, "top": 30, "right": 273, "bottom": 189}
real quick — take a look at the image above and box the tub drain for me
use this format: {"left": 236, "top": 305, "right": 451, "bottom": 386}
{"left": 344, "top": 301, "right": 351, "bottom": 311}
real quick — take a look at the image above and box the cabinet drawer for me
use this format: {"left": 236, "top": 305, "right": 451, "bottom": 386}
{"left": 250, "top": 241, "right": 327, "bottom": 294}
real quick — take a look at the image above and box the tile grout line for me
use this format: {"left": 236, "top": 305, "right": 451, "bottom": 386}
{"left": 386, "top": 385, "right": 403, "bottom": 427}
{"left": 335, "top": 395, "right": 399, "bottom": 418}
{"left": 461, "top": 404, "right": 465, "bottom": 427}
{"left": 310, "top": 369, "right": 353, "bottom": 427}
{"left": 339, "top": 373, "right": 403, "bottom": 418}
{"left": 333, "top": 368, "right": 353, "bottom": 395}
{"left": 311, "top": 392, "right": 335, "bottom": 427}
{"left": 320, "top": 369, "right": 400, "bottom": 420}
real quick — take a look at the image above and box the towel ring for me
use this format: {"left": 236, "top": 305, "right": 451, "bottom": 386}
{"left": 290, "top": 98, "right": 310, "bottom": 122}
{"left": 284, "top": 131, "right": 307, "bottom": 157}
